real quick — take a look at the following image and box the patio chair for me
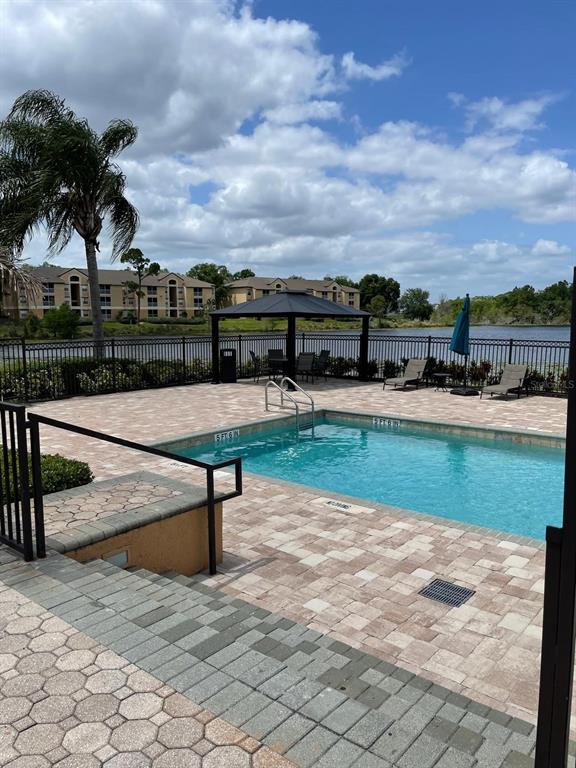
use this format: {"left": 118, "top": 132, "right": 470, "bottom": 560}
{"left": 480, "top": 364, "right": 528, "bottom": 399}
{"left": 313, "top": 349, "right": 331, "bottom": 381}
{"left": 267, "top": 349, "right": 286, "bottom": 378}
{"left": 249, "top": 351, "right": 267, "bottom": 382}
{"left": 296, "top": 352, "right": 316, "bottom": 383}
{"left": 383, "top": 358, "right": 428, "bottom": 390}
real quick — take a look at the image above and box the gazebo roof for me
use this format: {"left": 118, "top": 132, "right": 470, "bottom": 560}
{"left": 211, "top": 290, "right": 370, "bottom": 319}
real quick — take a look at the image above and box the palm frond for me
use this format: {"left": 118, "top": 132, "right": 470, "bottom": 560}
{"left": 107, "top": 196, "right": 140, "bottom": 258}
{"left": 99, "top": 119, "right": 138, "bottom": 158}
{"left": 8, "top": 90, "right": 70, "bottom": 125}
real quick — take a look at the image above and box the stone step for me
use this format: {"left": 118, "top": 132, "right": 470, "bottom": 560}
{"left": 4, "top": 552, "right": 539, "bottom": 768}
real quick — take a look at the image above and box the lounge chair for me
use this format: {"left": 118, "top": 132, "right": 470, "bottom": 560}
{"left": 296, "top": 352, "right": 316, "bottom": 383}
{"left": 383, "top": 358, "right": 428, "bottom": 390}
{"left": 480, "top": 364, "right": 528, "bottom": 399}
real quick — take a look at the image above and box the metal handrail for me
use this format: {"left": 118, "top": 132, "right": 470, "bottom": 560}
{"left": 26, "top": 411, "right": 243, "bottom": 573}
{"left": 265, "top": 378, "right": 315, "bottom": 433}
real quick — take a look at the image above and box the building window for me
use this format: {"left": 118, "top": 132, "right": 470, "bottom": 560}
{"left": 99, "top": 284, "right": 111, "bottom": 295}
{"left": 147, "top": 286, "right": 157, "bottom": 296}
{"left": 262, "top": 290, "right": 270, "bottom": 296}
{"left": 349, "top": 299, "right": 355, "bottom": 306}
{"left": 101, "top": 309, "right": 112, "bottom": 320}
{"left": 43, "top": 296, "right": 56, "bottom": 308}
{"left": 193, "top": 298, "right": 203, "bottom": 307}
{"left": 100, "top": 296, "right": 111, "bottom": 307}
{"left": 147, "top": 309, "right": 158, "bottom": 318}
{"left": 193, "top": 287, "right": 202, "bottom": 297}
{"left": 19, "top": 309, "right": 28, "bottom": 318}
{"left": 321, "top": 291, "right": 328, "bottom": 299}
{"left": 42, "top": 283, "right": 55, "bottom": 295}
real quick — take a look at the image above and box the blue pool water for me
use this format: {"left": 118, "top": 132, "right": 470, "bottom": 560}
{"left": 177, "top": 418, "right": 564, "bottom": 539}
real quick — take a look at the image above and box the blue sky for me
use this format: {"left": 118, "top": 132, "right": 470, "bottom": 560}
{"left": 257, "top": 0, "right": 575, "bottom": 249}
{"left": 1, "top": 0, "right": 575, "bottom": 297}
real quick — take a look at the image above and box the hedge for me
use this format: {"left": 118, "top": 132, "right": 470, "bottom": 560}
{"left": 0, "top": 357, "right": 213, "bottom": 401}
{"left": 0, "top": 449, "right": 93, "bottom": 502}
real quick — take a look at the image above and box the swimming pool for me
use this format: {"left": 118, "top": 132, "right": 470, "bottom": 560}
{"left": 175, "top": 416, "right": 564, "bottom": 540}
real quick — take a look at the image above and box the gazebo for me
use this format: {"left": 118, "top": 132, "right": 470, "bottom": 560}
{"left": 210, "top": 290, "right": 371, "bottom": 383}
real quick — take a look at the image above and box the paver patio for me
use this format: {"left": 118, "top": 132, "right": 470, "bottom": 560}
{"left": 0, "top": 380, "right": 570, "bottom": 764}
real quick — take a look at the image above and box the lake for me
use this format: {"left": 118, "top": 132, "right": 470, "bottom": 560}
{"left": 370, "top": 325, "right": 569, "bottom": 341}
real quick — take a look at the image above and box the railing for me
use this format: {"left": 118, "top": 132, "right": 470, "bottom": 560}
{"left": 0, "top": 402, "right": 243, "bottom": 571}
{"left": 0, "top": 331, "right": 570, "bottom": 401}
{"left": 265, "top": 377, "right": 315, "bottom": 433}
{"left": 0, "top": 403, "right": 34, "bottom": 560}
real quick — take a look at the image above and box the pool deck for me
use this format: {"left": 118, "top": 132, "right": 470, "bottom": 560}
{"left": 0, "top": 380, "right": 569, "bottom": 766}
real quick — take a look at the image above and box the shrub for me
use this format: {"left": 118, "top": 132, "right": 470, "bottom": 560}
{"left": 354, "top": 358, "right": 379, "bottom": 379}
{"left": 142, "top": 360, "right": 186, "bottom": 386}
{"left": 77, "top": 362, "right": 141, "bottom": 394}
{"left": 187, "top": 359, "right": 212, "bottom": 382}
{"left": 0, "top": 449, "right": 93, "bottom": 502}
{"left": 1, "top": 366, "right": 65, "bottom": 401}
{"left": 380, "top": 359, "right": 401, "bottom": 379}
{"left": 328, "top": 356, "right": 356, "bottom": 377}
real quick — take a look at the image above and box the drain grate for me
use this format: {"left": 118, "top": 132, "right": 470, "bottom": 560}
{"left": 419, "top": 579, "right": 475, "bottom": 608}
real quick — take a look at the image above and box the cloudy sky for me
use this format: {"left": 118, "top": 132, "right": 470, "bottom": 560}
{"left": 1, "top": 0, "right": 575, "bottom": 298}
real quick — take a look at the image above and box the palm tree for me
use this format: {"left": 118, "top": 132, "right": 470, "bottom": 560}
{"left": 0, "top": 90, "right": 139, "bottom": 346}
{"left": 0, "top": 246, "right": 40, "bottom": 317}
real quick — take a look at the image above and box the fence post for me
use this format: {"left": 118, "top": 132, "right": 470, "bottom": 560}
{"left": 110, "top": 339, "right": 117, "bottom": 391}
{"left": 15, "top": 406, "right": 34, "bottom": 560}
{"left": 427, "top": 335, "right": 432, "bottom": 360}
{"left": 238, "top": 334, "right": 242, "bottom": 377}
{"left": 508, "top": 338, "right": 514, "bottom": 364}
{"left": 28, "top": 415, "right": 46, "bottom": 558}
{"left": 21, "top": 337, "right": 28, "bottom": 402}
{"left": 181, "top": 337, "right": 187, "bottom": 383}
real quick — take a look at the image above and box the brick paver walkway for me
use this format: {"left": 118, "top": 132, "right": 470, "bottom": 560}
{"left": 0, "top": 381, "right": 568, "bottom": 764}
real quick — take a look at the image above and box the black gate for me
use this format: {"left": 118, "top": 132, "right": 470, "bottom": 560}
{"left": 0, "top": 402, "right": 45, "bottom": 561}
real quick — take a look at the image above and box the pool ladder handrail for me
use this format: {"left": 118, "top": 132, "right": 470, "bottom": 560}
{"left": 265, "top": 377, "right": 315, "bottom": 434}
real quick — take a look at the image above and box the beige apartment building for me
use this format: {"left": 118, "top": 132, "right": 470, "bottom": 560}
{"left": 4, "top": 266, "right": 214, "bottom": 321}
{"left": 227, "top": 276, "right": 361, "bottom": 308}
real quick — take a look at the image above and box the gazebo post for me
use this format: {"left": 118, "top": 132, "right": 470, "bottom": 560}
{"left": 211, "top": 315, "right": 220, "bottom": 384}
{"left": 359, "top": 315, "right": 370, "bottom": 381}
{"left": 287, "top": 315, "right": 297, "bottom": 381}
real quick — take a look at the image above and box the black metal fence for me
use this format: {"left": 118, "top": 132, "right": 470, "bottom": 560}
{"left": 0, "top": 332, "right": 570, "bottom": 402}
{"left": 0, "top": 401, "right": 243, "bottom": 568}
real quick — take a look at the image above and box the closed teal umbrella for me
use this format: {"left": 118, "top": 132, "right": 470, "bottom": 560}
{"left": 449, "top": 294, "right": 478, "bottom": 396}
{"left": 450, "top": 294, "right": 470, "bottom": 356}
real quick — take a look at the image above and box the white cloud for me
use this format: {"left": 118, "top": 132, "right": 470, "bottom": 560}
{"left": 464, "top": 95, "right": 560, "bottom": 133}
{"left": 531, "top": 239, "right": 571, "bottom": 257}
{"left": 1, "top": 0, "right": 574, "bottom": 297}
{"left": 341, "top": 51, "right": 410, "bottom": 82}
{"left": 264, "top": 100, "right": 342, "bottom": 125}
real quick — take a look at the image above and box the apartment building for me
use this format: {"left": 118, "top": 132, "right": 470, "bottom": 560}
{"left": 4, "top": 266, "right": 214, "bottom": 321}
{"left": 227, "top": 276, "right": 361, "bottom": 308}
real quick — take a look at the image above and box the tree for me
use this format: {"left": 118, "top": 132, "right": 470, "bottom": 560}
{"left": 232, "top": 268, "right": 255, "bottom": 280}
{"left": 43, "top": 303, "right": 80, "bottom": 339}
{"left": 324, "top": 275, "right": 359, "bottom": 288}
{"left": 369, "top": 295, "right": 389, "bottom": 328}
{"left": 0, "top": 247, "right": 39, "bottom": 316}
{"left": 358, "top": 274, "right": 400, "bottom": 312}
{"left": 399, "top": 288, "right": 434, "bottom": 321}
{"left": 120, "top": 247, "right": 160, "bottom": 323}
{"left": 187, "top": 263, "right": 232, "bottom": 308}
{"left": 287, "top": 274, "right": 304, "bottom": 280}
{"left": 0, "top": 90, "right": 139, "bottom": 348}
